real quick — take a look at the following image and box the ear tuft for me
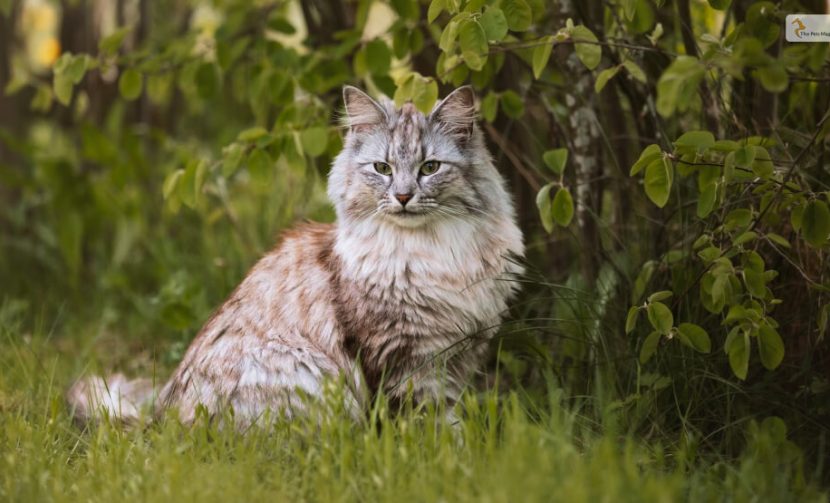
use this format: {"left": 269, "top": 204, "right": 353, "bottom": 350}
{"left": 342, "top": 86, "right": 387, "bottom": 133}
{"left": 430, "top": 86, "right": 477, "bottom": 141}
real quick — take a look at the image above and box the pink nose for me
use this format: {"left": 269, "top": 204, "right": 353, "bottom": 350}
{"left": 395, "top": 193, "right": 412, "bottom": 206}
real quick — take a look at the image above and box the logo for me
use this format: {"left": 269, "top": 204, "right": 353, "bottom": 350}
{"left": 786, "top": 15, "right": 830, "bottom": 42}
{"left": 791, "top": 17, "right": 806, "bottom": 39}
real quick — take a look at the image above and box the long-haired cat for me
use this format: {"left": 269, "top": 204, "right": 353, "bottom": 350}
{"left": 68, "top": 86, "right": 524, "bottom": 427}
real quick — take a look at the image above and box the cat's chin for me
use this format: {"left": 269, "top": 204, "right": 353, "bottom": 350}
{"left": 381, "top": 211, "right": 431, "bottom": 228}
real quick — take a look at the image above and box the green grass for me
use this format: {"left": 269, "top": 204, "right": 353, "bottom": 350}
{"left": 0, "top": 311, "right": 826, "bottom": 503}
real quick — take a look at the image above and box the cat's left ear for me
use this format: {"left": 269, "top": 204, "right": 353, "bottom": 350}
{"left": 429, "top": 86, "right": 476, "bottom": 142}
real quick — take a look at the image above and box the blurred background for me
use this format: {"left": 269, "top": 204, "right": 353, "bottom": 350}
{"left": 1, "top": 0, "right": 830, "bottom": 463}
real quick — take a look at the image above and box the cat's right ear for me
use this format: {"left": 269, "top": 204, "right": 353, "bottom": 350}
{"left": 342, "top": 86, "right": 387, "bottom": 133}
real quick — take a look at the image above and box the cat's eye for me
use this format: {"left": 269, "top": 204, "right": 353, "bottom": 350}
{"left": 420, "top": 161, "right": 441, "bottom": 176}
{"left": 373, "top": 162, "right": 392, "bottom": 175}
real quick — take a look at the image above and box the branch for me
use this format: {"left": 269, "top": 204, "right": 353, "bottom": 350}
{"left": 483, "top": 122, "right": 542, "bottom": 192}
{"left": 750, "top": 107, "right": 830, "bottom": 230}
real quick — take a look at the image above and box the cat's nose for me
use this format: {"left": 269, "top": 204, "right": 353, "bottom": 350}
{"left": 395, "top": 193, "right": 413, "bottom": 206}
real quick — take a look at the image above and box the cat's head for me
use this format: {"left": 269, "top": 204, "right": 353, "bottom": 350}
{"left": 328, "top": 85, "right": 501, "bottom": 229}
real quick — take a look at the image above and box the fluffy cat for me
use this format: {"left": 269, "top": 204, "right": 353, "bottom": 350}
{"left": 68, "top": 85, "right": 524, "bottom": 427}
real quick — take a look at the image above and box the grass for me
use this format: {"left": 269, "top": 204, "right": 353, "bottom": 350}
{"left": 0, "top": 306, "right": 826, "bottom": 503}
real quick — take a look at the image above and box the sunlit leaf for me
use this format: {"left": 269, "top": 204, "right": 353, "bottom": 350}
{"left": 542, "top": 148, "right": 568, "bottom": 174}
{"left": 646, "top": 301, "right": 673, "bottom": 335}
{"left": 643, "top": 156, "right": 672, "bottom": 208}
{"left": 502, "top": 0, "right": 532, "bottom": 31}
{"left": 479, "top": 7, "right": 508, "bottom": 41}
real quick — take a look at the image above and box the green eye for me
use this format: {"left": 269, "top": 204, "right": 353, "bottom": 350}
{"left": 373, "top": 162, "right": 392, "bottom": 175}
{"left": 420, "top": 161, "right": 441, "bottom": 176}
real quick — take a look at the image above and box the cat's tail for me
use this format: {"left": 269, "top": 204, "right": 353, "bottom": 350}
{"left": 66, "top": 373, "right": 159, "bottom": 424}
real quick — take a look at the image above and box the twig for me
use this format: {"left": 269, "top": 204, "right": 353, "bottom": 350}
{"left": 750, "top": 107, "right": 830, "bottom": 230}
{"left": 484, "top": 122, "right": 542, "bottom": 192}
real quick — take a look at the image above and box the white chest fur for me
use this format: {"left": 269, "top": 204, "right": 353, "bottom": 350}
{"left": 334, "top": 217, "right": 521, "bottom": 342}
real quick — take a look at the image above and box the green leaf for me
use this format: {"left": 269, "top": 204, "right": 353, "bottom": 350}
{"left": 802, "top": 200, "right": 830, "bottom": 246}
{"left": 411, "top": 77, "right": 438, "bottom": 113}
{"left": 267, "top": 17, "right": 296, "bottom": 34}
{"left": 733, "top": 231, "right": 758, "bottom": 246}
{"left": 594, "top": 65, "right": 621, "bottom": 93}
{"left": 500, "top": 90, "right": 524, "bottom": 118}
{"left": 542, "top": 148, "right": 568, "bottom": 174}
{"left": 727, "top": 330, "right": 750, "bottom": 380}
{"left": 621, "top": 59, "right": 647, "bottom": 82}
{"left": 479, "top": 7, "right": 508, "bottom": 41}
{"left": 551, "top": 188, "right": 574, "bottom": 227}
{"left": 66, "top": 55, "right": 88, "bottom": 84}
{"left": 632, "top": 260, "right": 656, "bottom": 304}
{"left": 627, "top": 0, "right": 654, "bottom": 34}
{"left": 532, "top": 36, "right": 555, "bottom": 79}
{"left": 744, "top": 269, "right": 766, "bottom": 298}
{"left": 655, "top": 56, "right": 704, "bottom": 117}
{"left": 647, "top": 290, "right": 673, "bottom": 302}
{"left": 734, "top": 146, "right": 756, "bottom": 168}
{"left": 536, "top": 183, "right": 554, "bottom": 233}
{"left": 630, "top": 144, "right": 661, "bottom": 176}
{"left": 643, "top": 156, "right": 672, "bottom": 208}
{"left": 247, "top": 148, "right": 272, "bottom": 185}
{"left": 480, "top": 92, "right": 499, "bottom": 122}
{"left": 163, "top": 169, "right": 184, "bottom": 200}
{"left": 639, "top": 331, "right": 661, "bottom": 364}
{"left": 439, "top": 19, "right": 459, "bottom": 53}
{"left": 118, "top": 69, "right": 143, "bottom": 101}
{"left": 458, "top": 20, "right": 488, "bottom": 71}
{"left": 745, "top": 2, "right": 780, "bottom": 48}
{"left": 502, "top": 0, "right": 532, "bottom": 31}
{"left": 238, "top": 127, "right": 269, "bottom": 142}
{"left": 300, "top": 127, "right": 329, "bottom": 158}
{"left": 393, "top": 28, "right": 410, "bottom": 59}
{"left": 766, "top": 232, "right": 791, "bottom": 248}
{"left": 750, "top": 146, "right": 774, "bottom": 178}
{"left": 222, "top": 144, "right": 244, "bottom": 177}
{"left": 365, "top": 39, "right": 392, "bottom": 76}
{"left": 757, "top": 64, "right": 788, "bottom": 93}
{"left": 53, "top": 74, "right": 73, "bottom": 106}
{"left": 677, "top": 323, "right": 711, "bottom": 353}
{"left": 697, "top": 246, "right": 721, "bottom": 263}
{"left": 674, "top": 130, "right": 715, "bottom": 152}
{"left": 697, "top": 183, "right": 717, "bottom": 218}
{"left": 99, "top": 27, "right": 130, "bottom": 55}
{"left": 725, "top": 208, "right": 752, "bottom": 231}
{"left": 177, "top": 160, "right": 205, "bottom": 208}
{"left": 708, "top": 0, "right": 731, "bottom": 10}
{"left": 646, "top": 301, "right": 673, "bottom": 335}
{"left": 757, "top": 325, "right": 784, "bottom": 370}
{"left": 791, "top": 203, "right": 804, "bottom": 231}
{"left": 427, "top": 0, "right": 445, "bottom": 23}
{"left": 625, "top": 306, "right": 640, "bottom": 334}
{"left": 571, "top": 25, "right": 601, "bottom": 70}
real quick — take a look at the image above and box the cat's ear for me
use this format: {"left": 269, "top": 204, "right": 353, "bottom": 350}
{"left": 342, "top": 86, "right": 387, "bottom": 133}
{"left": 430, "top": 86, "right": 476, "bottom": 141}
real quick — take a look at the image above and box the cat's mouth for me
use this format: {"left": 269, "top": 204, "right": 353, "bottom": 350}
{"left": 382, "top": 208, "right": 431, "bottom": 227}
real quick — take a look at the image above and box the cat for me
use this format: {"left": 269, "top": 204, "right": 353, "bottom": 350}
{"left": 67, "top": 85, "right": 525, "bottom": 427}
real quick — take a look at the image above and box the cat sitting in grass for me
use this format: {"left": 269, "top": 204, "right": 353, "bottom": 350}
{"left": 68, "top": 86, "right": 524, "bottom": 427}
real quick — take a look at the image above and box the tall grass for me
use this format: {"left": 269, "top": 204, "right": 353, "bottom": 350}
{"left": 0, "top": 307, "right": 825, "bottom": 502}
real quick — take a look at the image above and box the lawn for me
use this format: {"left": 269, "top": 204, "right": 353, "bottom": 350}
{"left": 0, "top": 305, "right": 825, "bottom": 502}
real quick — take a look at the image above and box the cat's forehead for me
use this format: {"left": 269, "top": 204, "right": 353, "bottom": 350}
{"left": 388, "top": 102, "right": 426, "bottom": 159}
